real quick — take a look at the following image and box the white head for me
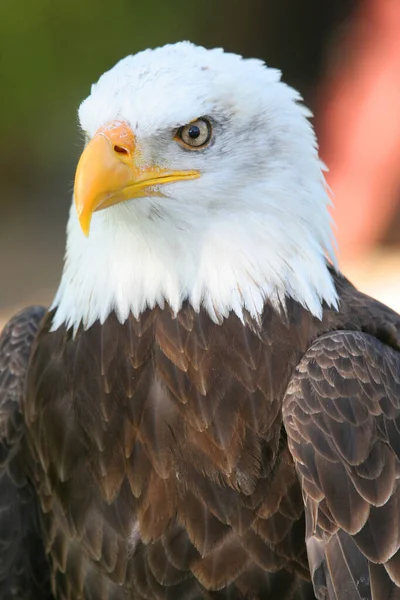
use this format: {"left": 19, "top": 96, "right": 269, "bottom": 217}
{"left": 51, "top": 41, "right": 338, "bottom": 332}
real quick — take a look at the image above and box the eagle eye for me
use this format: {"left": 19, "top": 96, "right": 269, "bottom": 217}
{"left": 175, "top": 118, "right": 212, "bottom": 149}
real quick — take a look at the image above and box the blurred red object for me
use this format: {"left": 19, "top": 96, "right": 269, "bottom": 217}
{"left": 317, "top": 0, "right": 400, "bottom": 265}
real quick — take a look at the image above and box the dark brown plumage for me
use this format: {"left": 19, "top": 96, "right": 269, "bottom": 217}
{"left": 0, "top": 307, "right": 52, "bottom": 600}
{"left": 1, "top": 270, "right": 400, "bottom": 599}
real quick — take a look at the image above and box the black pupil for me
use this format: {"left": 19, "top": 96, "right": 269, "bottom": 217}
{"left": 188, "top": 125, "right": 201, "bottom": 139}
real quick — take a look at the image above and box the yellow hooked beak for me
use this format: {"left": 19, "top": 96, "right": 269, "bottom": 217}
{"left": 74, "top": 121, "right": 200, "bottom": 236}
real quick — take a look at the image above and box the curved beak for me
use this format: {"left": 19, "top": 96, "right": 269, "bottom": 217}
{"left": 74, "top": 121, "right": 200, "bottom": 236}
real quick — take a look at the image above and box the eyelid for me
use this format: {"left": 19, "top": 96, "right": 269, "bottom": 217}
{"left": 174, "top": 116, "right": 210, "bottom": 132}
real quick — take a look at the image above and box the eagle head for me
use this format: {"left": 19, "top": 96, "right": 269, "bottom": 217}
{"left": 51, "top": 42, "right": 337, "bottom": 332}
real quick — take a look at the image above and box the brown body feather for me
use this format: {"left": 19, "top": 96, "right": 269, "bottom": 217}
{"left": 2, "top": 270, "right": 400, "bottom": 599}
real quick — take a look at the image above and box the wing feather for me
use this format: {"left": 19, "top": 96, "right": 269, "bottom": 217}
{"left": 283, "top": 330, "right": 400, "bottom": 599}
{"left": 0, "top": 306, "right": 53, "bottom": 599}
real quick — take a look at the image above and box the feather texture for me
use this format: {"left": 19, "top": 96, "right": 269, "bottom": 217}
{"left": 283, "top": 324, "right": 400, "bottom": 599}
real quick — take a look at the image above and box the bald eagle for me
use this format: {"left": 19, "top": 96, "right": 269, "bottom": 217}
{"left": 1, "top": 42, "right": 400, "bottom": 600}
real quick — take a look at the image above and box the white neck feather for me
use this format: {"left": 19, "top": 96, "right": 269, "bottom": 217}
{"left": 50, "top": 186, "right": 338, "bottom": 333}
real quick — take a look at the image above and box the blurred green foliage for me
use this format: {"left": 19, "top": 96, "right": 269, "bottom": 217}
{"left": 0, "top": 0, "right": 200, "bottom": 164}
{"left": 0, "top": 0, "right": 350, "bottom": 166}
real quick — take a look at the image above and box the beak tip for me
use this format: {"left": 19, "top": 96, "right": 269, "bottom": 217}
{"left": 77, "top": 208, "right": 91, "bottom": 237}
{"left": 80, "top": 221, "right": 91, "bottom": 237}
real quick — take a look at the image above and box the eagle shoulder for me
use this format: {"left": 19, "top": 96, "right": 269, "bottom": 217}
{"left": 283, "top": 328, "right": 400, "bottom": 600}
{"left": 0, "top": 306, "right": 53, "bottom": 599}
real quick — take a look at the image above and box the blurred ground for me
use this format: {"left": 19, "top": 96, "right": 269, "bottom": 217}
{"left": 1, "top": 0, "right": 399, "bottom": 330}
{"left": 344, "top": 251, "right": 400, "bottom": 313}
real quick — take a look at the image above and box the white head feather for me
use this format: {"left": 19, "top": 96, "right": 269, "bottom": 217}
{"left": 51, "top": 41, "right": 338, "bottom": 332}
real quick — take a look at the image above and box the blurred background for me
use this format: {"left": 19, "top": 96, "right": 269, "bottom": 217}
{"left": 1, "top": 0, "right": 400, "bottom": 328}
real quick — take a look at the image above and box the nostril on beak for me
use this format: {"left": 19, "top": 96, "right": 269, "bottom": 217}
{"left": 113, "top": 145, "right": 129, "bottom": 155}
